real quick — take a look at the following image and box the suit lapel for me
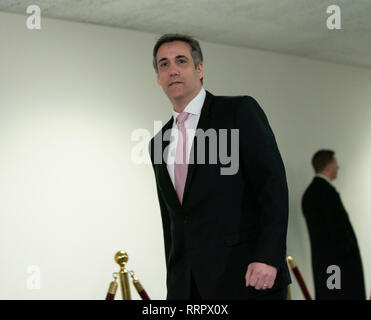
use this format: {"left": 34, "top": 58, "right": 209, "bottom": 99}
{"left": 157, "top": 117, "right": 181, "bottom": 209}
{"left": 182, "top": 91, "right": 214, "bottom": 204}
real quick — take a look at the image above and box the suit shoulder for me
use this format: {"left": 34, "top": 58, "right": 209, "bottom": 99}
{"left": 149, "top": 117, "right": 172, "bottom": 159}
{"left": 151, "top": 117, "right": 173, "bottom": 141}
{"left": 304, "top": 178, "right": 328, "bottom": 193}
{"left": 212, "top": 94, "right": 263, "bottom": 117}
{"left": 213, "top": 94, "right": 257, "bottom": 105}
{"left": 302, "top": 178, "right": 334, "bottom": 204}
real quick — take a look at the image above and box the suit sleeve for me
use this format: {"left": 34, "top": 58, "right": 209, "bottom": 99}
{"left": 236, "top": 96, "right": 289, "bottom": 269}
{"left": 149, "top": 138, "right": 172, "bottom": 268}
{"left": 155, "top": 180, "right": 172, "bottom": 268}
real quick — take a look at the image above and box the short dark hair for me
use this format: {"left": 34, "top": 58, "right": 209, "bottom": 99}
{"left": 311, "top": 150, "right": 335, "bottom": 173}
{"left": 152, "top": 33, "right": 203, "bottom": 82}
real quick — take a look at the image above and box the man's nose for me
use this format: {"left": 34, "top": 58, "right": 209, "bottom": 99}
{"left": 169, "top": 63, "right": 180, "bottom": 76}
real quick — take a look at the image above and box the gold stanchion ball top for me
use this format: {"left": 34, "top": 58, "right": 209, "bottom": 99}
{"left": 286, "top": 256, "right": 297, "bottom": 268}
{"left": 114, "top": 251, "right": 128, "bottom": 267}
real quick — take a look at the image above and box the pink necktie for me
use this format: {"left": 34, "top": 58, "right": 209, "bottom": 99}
{"left": 174, "top": 112, "right": 190, "bottom": 204}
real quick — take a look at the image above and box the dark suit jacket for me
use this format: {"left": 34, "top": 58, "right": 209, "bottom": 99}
{"left": 302, "top": 177, "right": 365, "bottom": 299}
{"left": 149, "top": 91, "right": 291, "bottom": 299}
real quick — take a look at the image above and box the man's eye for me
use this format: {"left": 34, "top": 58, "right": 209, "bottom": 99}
{"left": 160, "top": 62, "right": 168, "bottom": 67}
{"left": 179, "top": 59, "right": 186, "bottom": 63}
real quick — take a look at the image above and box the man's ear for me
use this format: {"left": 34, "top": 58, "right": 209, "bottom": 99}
{"left": 156, "top": 71, "right": 160, "bottom": 85}
{"left": 197, "top": 62, "right": 204, "bottom": 80}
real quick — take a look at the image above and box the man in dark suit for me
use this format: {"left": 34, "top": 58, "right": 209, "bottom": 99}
{"left": 149, "top": 34, "right": 291, "bottom": 300}
{"left": 302, "top": 150, "right": 366, "bottom": 299}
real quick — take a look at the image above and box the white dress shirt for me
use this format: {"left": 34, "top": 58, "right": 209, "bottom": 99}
{"left": 166, "top": 87, "right": 206, "bottom": 187}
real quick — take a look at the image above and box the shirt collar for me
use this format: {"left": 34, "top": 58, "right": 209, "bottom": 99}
{"left": 172, "top": 87, "right": 206, "bottom": 121}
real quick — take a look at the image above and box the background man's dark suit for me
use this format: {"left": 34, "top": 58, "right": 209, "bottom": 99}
{"left": 149, "top": 91, "right": 291, "bottom": 299}
{"left": 302, "top": 177, "right": 366, "bottom": 299}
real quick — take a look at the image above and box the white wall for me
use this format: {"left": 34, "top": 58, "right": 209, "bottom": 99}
{"left": 0, "top": 11, "right": 370, "bottom": 299}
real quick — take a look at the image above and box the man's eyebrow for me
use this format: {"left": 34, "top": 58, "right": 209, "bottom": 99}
{"left": 158, "top": 57, "right": 168, "bottom": 63}
{"left": 176, "top": 55, "right": 188, "bottom": 60}
{"left": 158, "top": 55, "right": 189, "bottom": 63}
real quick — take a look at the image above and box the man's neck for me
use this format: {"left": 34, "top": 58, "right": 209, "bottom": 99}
{"left": 171, "top": 87, "right": 202, "bottom": 113}
{"left": 316, "top": 173, "right": 333, "bottom": 184}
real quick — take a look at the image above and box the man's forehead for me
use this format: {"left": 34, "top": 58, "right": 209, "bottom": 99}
{"left": 157, "top": 41, "right": 192, "bottom": 60}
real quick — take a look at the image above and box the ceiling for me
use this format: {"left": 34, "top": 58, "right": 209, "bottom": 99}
{"left": 1, "top": 0, "right": 371, "bottom": 69}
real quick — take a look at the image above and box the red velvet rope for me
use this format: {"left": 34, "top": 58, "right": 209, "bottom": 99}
{"left": 291, "top": 266, "right": 312, "bottom": 300}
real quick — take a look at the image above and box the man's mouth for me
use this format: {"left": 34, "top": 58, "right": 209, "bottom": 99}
{"left": 169, "top": 81, "right": 183, "bottom": 87}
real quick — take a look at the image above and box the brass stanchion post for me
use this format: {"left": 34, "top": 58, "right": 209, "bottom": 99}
{"left": 114, "top": 251, "right": 131, "bottom": 300}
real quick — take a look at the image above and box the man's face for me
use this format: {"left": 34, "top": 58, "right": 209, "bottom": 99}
{"left": 156, "top": 41, "right": 203, "bottom": 104}
{"left": 328, "top": 157, "right": 340, "bottom": 180}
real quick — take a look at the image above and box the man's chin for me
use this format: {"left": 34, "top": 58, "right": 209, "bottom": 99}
{"left": 166, "top": 89, "right": 185, "bottom": 101}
